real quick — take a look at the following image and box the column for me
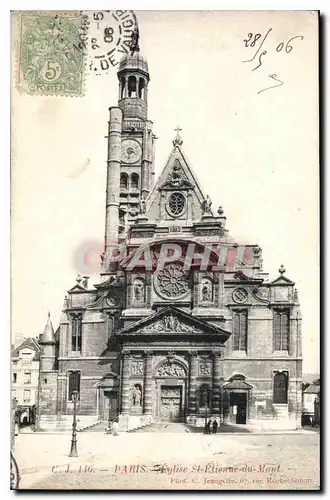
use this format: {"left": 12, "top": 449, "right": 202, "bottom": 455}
{"left": 212, "top": 351, "right": 223, "bottom": 416}
{"left": 188, "top": 352, "right": 198, "bottom": 414}
{"left": 121, "top": 353, "right": 131, "bottom": 414}
{"left": 143, "top": 352, "right": 153, "bottom": 415}
{"left": 124, "top": 76, "right": 128, "bottom": 98}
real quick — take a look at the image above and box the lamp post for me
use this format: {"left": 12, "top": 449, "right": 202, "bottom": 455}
{"left": 204, "top": 405, "right": 209, "bottom": 433}
{"left": 11, "top": 397, "right": 18, "bottom": 449}
{"left": 69, "top": 390, "right": 79, "bottom": 458}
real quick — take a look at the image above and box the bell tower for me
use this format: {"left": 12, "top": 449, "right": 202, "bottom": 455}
{"left": 104, "top": 37, "right": 156, "bottom": 251}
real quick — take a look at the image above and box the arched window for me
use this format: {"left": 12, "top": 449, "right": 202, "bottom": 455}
{"left": 131, "top": 173, "right": 139, "bottom": 189}
{"left": 138, "top": 78, "right": 145, "bottom": 99}
{"left": 201, "top": 277, "right": 213, "bottom": 302}
{"left": 120, "top": 173, "right": 128, "bottom": 190}
{"left": 128, "top": 76, "right": 137, "bottom": 97}
{"left": 273, "top": 371, "right": 288, "bottom": 404}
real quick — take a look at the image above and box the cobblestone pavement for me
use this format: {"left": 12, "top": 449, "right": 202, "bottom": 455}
{"left": 13, "top": 430, "right": 320, "bottom": 491}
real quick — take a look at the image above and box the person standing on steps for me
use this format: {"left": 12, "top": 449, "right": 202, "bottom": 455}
{"left": 112, "top": 419, "right": 119, "bottom": 436}
{"left": 207, "top": 419, "right": 212, "bottom": 435}
{"left": 212, "top": 419, "right": 218, "bottom": 434}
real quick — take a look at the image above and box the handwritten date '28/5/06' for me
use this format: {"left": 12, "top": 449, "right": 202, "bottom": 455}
{"left": 242, "top": 29, "right": 304, "bottom": 94}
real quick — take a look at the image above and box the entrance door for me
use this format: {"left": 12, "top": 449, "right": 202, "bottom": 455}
{"left": 103, "top": 391, "right": 118, "bottom": 422}
{"left": 160, "top": 386, "right": 182, "bottom": 422}
{"left": 230, "top": 392, "right": 247, "bottom": 424}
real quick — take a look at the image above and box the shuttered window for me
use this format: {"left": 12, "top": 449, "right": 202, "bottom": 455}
{"left": 71, "top": 314, "right": 82, "bottom": 352}
{"left": 233, "top": 310, "right": 248, "bottom": 351}
{"left": 68, "top": 371, "right": 80, "bottom": 401}
{"left": 274, "top": 310, "right": 289, "bottom": 351}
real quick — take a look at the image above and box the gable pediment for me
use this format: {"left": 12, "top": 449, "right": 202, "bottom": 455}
{"left": 116, "top": 306, "right": 231, "bottom": 342}
{"left": 145, "top": 145, "right": 212, "bottom": 222}
{"left": 270, "top": 275, "right": 295, "bottom": 286}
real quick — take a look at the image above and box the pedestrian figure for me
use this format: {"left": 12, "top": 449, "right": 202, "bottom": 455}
{"left": 207, "top": 419, "right": 212, "bottom": 435}
{"left": 112, "top": 420, "right": 119, "bottom": 436}
{"left": 212, "top": 419, "right": 218, "bottom": 434}
{"left": 204, "top": 422, "right": 208, "bottom": 434}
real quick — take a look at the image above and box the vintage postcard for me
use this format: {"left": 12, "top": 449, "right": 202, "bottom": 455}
{"left": 10, "top": 10, "right": 320, "bottom": 490}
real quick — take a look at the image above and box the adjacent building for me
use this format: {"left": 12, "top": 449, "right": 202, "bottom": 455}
{"left": 11, "top": 337, "right": 41, "bottom": 425}
{"left": 302, "top": 383, "right": 320, "bottom": 415}
{"left": 38, "top": 39, "right": 303, "bottom": 431}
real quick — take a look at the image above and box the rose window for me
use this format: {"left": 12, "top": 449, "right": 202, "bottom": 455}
{"left": 167, "top": 192, "right": 186, "bottom": 217}
{"left": 155, "top": 262, "right": 189, "bottom": 299}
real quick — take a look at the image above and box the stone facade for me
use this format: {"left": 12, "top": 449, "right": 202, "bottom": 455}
{"left": 38, "top": 44, "right": 303, "bottom": 431}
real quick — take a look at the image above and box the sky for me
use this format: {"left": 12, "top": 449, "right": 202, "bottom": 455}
{"left": 11, "top": 10, "right": 319, "bottom": 373}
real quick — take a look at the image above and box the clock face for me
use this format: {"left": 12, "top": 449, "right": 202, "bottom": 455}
{"left": 121, "top": 139, "right": 142, "bottom": 164}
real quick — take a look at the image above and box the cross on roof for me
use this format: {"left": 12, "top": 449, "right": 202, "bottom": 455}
{"left": 173, "top": 126, "right": 183, "bottom": 147}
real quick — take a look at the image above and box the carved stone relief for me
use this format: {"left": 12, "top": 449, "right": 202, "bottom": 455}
{"left": 166, "top": 160, "right": 189, "bottom": 187}
{"left": 156, "top": 362, "right": 186, "bottom": 378}
{"left": 138, "top": 314, "right": 203, "bottom": 334}
{"left": 199, "top": 361, "right": 212, "bottom": 376}
{"left": 232, "top": 288, "right": 248, "bottom": 304}
{"left": 131, "top": 361, "right": 144, "bottom": 376}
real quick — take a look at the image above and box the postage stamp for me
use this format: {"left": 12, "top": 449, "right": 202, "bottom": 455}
{"left": 16, "top": 11, "right": 88, "bottom": 96}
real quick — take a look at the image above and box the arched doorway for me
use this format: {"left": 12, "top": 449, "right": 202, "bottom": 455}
{"left": 224, "top": 374, "right": 253, "bottom": 425}
{"left": 153, "top": 359, "right": 188, "bottom": 422}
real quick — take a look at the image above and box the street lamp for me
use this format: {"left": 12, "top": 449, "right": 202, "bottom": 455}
{"left": 11, "top": 397, "right": 18, "bottom": 449}
{"left": 204, "top": 405, "right": 209, "bottom": 433}
{"left": 69, "top": 390, "right": 79, "bottom": 458}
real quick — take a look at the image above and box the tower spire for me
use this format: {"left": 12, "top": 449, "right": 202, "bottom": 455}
{"left": 42, "top": 311, "right": 55, "bottom": 343}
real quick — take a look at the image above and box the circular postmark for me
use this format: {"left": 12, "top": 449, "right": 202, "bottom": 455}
{"left": 84, "top": 10, "right": 138, "bottom": 75}
{"left": 10, "top": 452, "right": 20, "bottom": 490}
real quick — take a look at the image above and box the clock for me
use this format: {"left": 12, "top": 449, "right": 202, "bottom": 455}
{"left": 121, "top": 139, "right": 142, "bottom": 164}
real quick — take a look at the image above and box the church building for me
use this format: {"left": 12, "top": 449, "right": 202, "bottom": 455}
{"left": 38, "top": 39, "right": 303, "bottom": 431}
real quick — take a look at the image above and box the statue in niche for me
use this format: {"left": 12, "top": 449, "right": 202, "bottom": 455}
{"left": 139, "top": 196, "right": 146, "bottom": 214}
{"left": 202, "top": 195, "right": 212, "bottom": 215}
{"left": 201, "top": 281, "right": 212, "bottom": 302}
{"left": 134, "top": 280, "right": 145, "bottom": 302}
{"left": 200, "top": 386, "right": 209, "bottom": 407}
{"left": 132, "top": 385, "right": 142, "bottom": 406}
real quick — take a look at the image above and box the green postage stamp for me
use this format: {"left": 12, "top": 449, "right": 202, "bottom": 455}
{"left": 17, "top": 11, "right": 88, "bottom": 96}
